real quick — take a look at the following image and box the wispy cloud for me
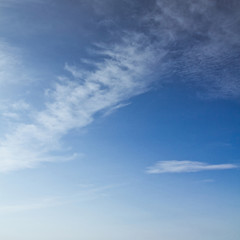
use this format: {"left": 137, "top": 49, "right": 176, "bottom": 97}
{"left": 0, "top": 40, "right": 33, "bottom": 102}
{"left": 0, "top": 33, "right": 160, "bottom": 172}
{"left": 90, "top": 0, "right": 240, "bottom": 98}
{"left": 146, "top": 160, "right": 238, "bottom": 174}
{"left": 0, "top": 100, "right": 30, "bottom": 120}
{"left": 0, "top": 41, "right": 21, "bottom": 86}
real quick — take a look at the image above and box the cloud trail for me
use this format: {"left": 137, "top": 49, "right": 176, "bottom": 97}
{"left": 0, "top": 33, "right": 159, "bottom": 172}
{"left": 146, "top": 160, "right": 238, "bottom": 174}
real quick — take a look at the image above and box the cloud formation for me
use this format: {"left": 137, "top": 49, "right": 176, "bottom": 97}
{"left": 0, "top": 0, "right": 240, "bottom": 172}
{"left": 146, "top": 160, "right": 238, "bottom": 174}
{"left": 143, "top": 0, "right": 240, "bottom": 98}
{"left": 0, "top": 33, "right": 158, "bottom": 172}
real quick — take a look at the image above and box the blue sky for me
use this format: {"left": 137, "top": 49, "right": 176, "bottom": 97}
{"left": 0, "top": 0, "right": 240, "bottom": 239}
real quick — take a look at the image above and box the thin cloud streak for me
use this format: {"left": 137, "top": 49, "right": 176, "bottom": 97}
{"left": 147, "top": 160, "right": 238, "bottom": 174}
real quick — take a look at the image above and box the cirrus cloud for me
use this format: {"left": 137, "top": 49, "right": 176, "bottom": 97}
{"left": 146, "top": 160, "right": 238, "bottom": 174}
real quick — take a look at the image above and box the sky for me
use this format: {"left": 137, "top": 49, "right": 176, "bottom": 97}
{"left": 0, "top": 0, "right": 240, "bottom": 239}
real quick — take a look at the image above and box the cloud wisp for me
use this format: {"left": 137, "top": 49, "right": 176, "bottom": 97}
{"left": 0, "top": 33, "right": 159, "bottom": 172}
{"left": 146, "top": 160, "right": 238, "bottom": 174}
{"left": 0, "top": 41, "right": 22, "bottom": 86}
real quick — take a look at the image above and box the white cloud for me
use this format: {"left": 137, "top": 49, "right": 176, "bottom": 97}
{"left": 146, "top": 160, "right": 238, "bottom": 174}
{"left": 0, "top": 32, "right": 161, "bottom": 172}
{"left": 0, "top": 100, "right": 31, "bottom": 121}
